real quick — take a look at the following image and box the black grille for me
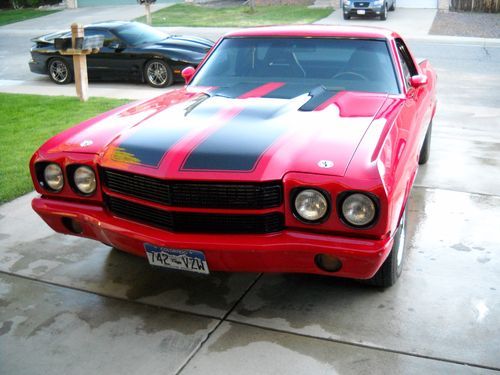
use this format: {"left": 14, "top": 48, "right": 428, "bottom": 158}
{"left": 354, "top": 2, "right": 369, "bottom": 7}
{"left": 101, "top": 168, "right": 282, "bottom": 209}
{"left": 105, "top": 195, "right": 285, "bottom": 234}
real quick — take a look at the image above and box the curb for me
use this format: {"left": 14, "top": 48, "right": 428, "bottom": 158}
{"left": 406, "top": 34, "right": 500, "bottom": 47}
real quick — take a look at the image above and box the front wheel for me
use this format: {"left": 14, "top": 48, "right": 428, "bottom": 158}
{"left": 418, "top": 121, "right": 432, "bottom": 165}
{"left": 144, "top": 59, "right": 174, "bottom": 88}
{"left": 380, "top": 4, "right": 388, "bottom": 20}
{"left": 343, "top": 13, "right": 350, "bottom": 20}
{"left": 389, "top": 1, "right": 395, "bottom": 11}
{"left": 48, "top": 58, "right": 72, "bottom": 84}
{"left": 365, "top": 209, "right": 407, "bottom": 287}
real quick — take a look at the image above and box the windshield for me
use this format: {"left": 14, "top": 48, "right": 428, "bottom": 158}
{"left": 114, "top": 22, "right": 167, "bottom": 46}
{"left": 191, "top": 37, "right": 400, "bottom": 97}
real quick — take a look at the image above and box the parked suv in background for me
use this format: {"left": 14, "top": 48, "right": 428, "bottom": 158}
{"left": 343, "top": 0, "right": 396, "bottom": 20}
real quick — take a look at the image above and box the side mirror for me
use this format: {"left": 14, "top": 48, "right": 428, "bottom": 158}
{"left": 409, "top": 74, "right": 427, "bottom": 88}
{"left": 181, "top": 66, "right": 196, "bottom": 84}
{"left": 109, "top": 41, "right": 125, "bottom": 50}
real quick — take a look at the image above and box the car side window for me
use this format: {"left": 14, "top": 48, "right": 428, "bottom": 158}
{"left": 395, "top": 39, "right": 417, "bottom": 89}
{"left": 85, "top": 29, "right": 120, "bottom": 48}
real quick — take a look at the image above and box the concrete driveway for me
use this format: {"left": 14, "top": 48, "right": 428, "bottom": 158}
{"left": 1, "top": 37, "right": 500, "bottom": 373}
{"left": 315, "top": 7, "right": 438, "bottom": 38}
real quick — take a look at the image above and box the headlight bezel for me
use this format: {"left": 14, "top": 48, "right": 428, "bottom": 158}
{"left": 40, "top": 162, "right": 64, "bottom": 192}
{"left": 68, "top": 164, "right": 97, "bottom": 196}
{"left": 338, "top": 191, "right": 380, "bottom": 229}
{"left": 291, "top": 188, "right": 331, "bottom": 224}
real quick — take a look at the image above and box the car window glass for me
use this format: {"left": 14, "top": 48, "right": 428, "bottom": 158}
{"left": 395, "top": 38, "right": 418, "bottom": 88}
{"left": 191, "top": 37, "right": 401, "bottom": 97}
{"left": 85, "top": 29, "right": 118, "bottom": 47}
{"left": 114, "top": 22, "right": 167, "bottom": 45}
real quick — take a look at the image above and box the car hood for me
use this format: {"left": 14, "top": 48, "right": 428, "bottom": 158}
{"left": 148, "top": 35, "right": 214, "bottom": 53}
{"left": 53, "top": 87, "right": 390, "bottom": 181}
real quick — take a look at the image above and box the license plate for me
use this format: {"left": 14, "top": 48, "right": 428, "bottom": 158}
{"left": 357, "top": 9, "right": 366, "bottom": 14}
{"left": 144, "top": 244, "right": 209, "bottom": 274}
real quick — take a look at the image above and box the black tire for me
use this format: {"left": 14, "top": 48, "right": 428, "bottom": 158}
{"left": 365, "top": 209, "right": 406, "bottom": 287}
{"left": 380, "top": 4, "right": 388, "bottom": 20}
{"left": 144, "top": 59, "right": 174, "bottom": 88}
{"left": 343, "top": 13, "right": 351, "bottom": 20}
{"left": 389, "top": 0, "right": 395, "bottom": 11}
{"left": 48, "top": 58, "right": 72, "bottom": 84}
{"left": 419, "top": 121, "right": 432, "bottom": 165}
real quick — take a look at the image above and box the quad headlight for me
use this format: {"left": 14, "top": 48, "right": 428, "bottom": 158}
{"left": 294, "top": 189, "right": 329, "bottom": 222}
{"left": 341, "top": 193, "right": 377, "bottom": 227}
{"left": 373, "top": 0, "right": 384, "bottom": 5}
{"left": 43, "top": 163, "right": 64, "bottom": 192}
{"left": 73, "top": 166, "right": 96, "bottom": 195}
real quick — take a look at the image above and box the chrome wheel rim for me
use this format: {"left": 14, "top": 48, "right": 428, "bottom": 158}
{"left": 396, "top": 214, "right": 406, "bottom": 267}
{"left": 49, "top": 61, "right": 68, "bottom": 83}
{"left": 147, "top": 62, "right": 168, "bottom": 86}
{"left": 384, "top": 5, "right": 387, "bottom": 17}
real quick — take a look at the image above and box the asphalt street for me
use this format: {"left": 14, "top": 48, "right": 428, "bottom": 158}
{"left": 1, "top": 8, "right": 500, "bottom": 375}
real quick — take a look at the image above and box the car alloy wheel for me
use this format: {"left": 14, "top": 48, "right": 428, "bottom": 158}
{"left": 48, "top": 59, "right": 71, "bottom": 84}
{"left": 396, "top": 210, "right": 406, "bottom": 267}
{"left": 144, "top": 59, "right": 173, "bottom": 88}
{"left": 364, "top": 208, "right": 407, "bottom": 287}
{"left": 380, "top": 4, "right": 388, "bottom": 20}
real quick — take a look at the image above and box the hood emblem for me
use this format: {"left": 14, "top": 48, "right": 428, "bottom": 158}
{"left": 80, "top": 140, "right": 93, "bottom": 147}
{"left": 317, "top": 160, "right": 334, "bottom": 169}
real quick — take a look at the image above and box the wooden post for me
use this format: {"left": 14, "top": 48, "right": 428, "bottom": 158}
{"left": 145, "top": 2, "right": 152, "bottom": 25}
{"left": 71, "top": 23, "right": 88, "bottom": 102}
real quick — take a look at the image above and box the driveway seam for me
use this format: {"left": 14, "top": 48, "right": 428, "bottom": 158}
{"left": 1, "top": 267, "right": 499, "bottom": 371}
{"left": 0, "top": 269, "right": 219, "bottom": 321}
{"left": 224, "top": 319, "right": 500, "bottom": 372}
{"left": 175, "top": 273, "right": 264, "bottom": 375}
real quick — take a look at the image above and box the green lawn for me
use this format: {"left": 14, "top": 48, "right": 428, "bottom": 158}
{"left": 135, "top": 4, "right": 333, "bottom": 27}
{"left": 0, "top": 94, "right": 130, "bottom": 203}
{"left": 0, "top": 8, "right": 60, "bottom": 26}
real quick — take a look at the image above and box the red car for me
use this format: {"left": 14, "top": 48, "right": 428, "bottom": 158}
{"left": 30, "top": 25, "right": 437, "bottom": 287}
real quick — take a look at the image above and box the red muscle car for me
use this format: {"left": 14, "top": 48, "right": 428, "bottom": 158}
{"left": 30, "top": 25, "right": 437, "bottom": 287}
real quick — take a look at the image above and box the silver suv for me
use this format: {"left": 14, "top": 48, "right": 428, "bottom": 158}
{"left": 342, "top": 0, "right": 396, "bottom": 20}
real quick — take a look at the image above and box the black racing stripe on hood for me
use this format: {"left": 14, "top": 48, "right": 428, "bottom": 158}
{"left": 299, "top": 86, "right": 339, "bottom": 112}
{"left": 113, "top": 125, "right": 191, "bottom": 168}
{"left": 181, "top": 106, "right": 287, "bottom": 172}
{"left": 262, "top": 83, "right": 312, "bottom": 99}
{"left": 211, "top": 83, "right": 265, "bottom": 99}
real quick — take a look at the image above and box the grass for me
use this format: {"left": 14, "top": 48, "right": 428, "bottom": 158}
{"left": 0, "top": 8, "right": 60, "bottom": 26}
{"left": 135, "top": 4, "right": 333, "bottom": 27}
{"left": 0, "top": 94, "right": 130, "bottom": 203}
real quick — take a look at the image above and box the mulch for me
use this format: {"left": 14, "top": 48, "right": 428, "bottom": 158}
{"left": 430, "top": 10, "right": 500, "bottom": 39}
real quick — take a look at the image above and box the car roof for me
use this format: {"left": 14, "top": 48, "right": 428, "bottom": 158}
{"left": 87, "top": 20, "right": 130, "bottom": 29}
{"left": 224, "top": 25, "right": 400, "bottom": 40}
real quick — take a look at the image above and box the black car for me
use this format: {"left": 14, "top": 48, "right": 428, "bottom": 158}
{"left": 29, "top": 21, "right": 214, "bottom": 88}
{"left": 342, "top": 0, "right": 396, "bottom": 20}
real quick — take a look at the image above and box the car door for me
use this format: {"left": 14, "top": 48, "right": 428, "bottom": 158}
{"left": 395, "top": 38, "right": 432, "bottom": 160}
{"left": 85, "top": 28, "right": 133, "bottom": 80}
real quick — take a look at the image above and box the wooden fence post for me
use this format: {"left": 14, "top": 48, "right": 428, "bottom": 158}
{"left": 71, "top": 23, "right": 89, "bottom": 102}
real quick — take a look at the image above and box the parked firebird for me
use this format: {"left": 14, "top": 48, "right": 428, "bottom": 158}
{"left": 30, "top": 26, "right": 436, "bottom": 287}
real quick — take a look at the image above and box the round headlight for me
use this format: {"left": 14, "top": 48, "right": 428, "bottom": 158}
{"left": 73, "top": 166, "right": 96, "bottom": 195}
{"left": 294, "top": 189, "right": 328, "bottom": 222}
{"left": 43, "top": 163, "right": 64, "bottom": 192}
{"left": 342, "top": 193, "right": 376, "bottom": 227}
